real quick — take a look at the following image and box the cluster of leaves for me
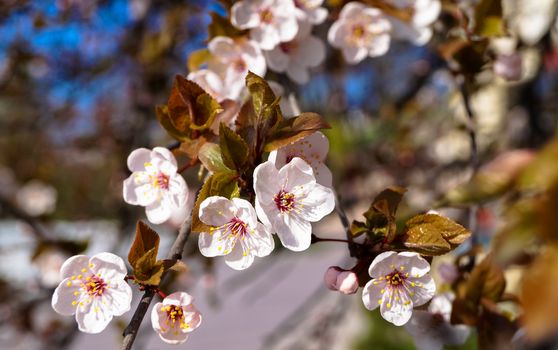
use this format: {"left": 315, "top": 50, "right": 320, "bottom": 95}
{"left": 156, "top": 72, "right": 329, "bottom": 233}
{"left": 128, "top": 221, "right": 186, "bottom": 286}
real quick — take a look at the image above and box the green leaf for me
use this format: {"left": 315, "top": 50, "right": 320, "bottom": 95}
{"left": 191, "top": 172, "right": 239, "bottom": 232}
{"left": 190, "top": 93, "right": 223, "bottom": 130}
{"left": 198, "top": 142, "right": 231, "bottom": 173}
{"left": 187, "top": 48, "right": 210, "bottom": 72}
{"left": 401, "top": 214, "right": 471, "bottom": 256}
{"left": 473, "top": 0, "right": 505, "bottom": 37}
{"left": 133, "top": 247, "right": 162, "bottom": 285}
{"left": 264, "top": 112, "right": 331, "bottom": 152}
{"left": 208, "top": 12, "right": 246, "bottom": 39}
{"left": 350, "top": 220, "right": 369, "bottom": 238}
{"left": 155, "top": 105, "right": 189, "bottom": 142}
{"left": 128, "top": 221, "right": 160, "bottom": 267}
{"left": 219, "top": 123, "right": 249, "bottom": 171}
{"left": 246, "top": 71, "right": 278, "bottom": 116}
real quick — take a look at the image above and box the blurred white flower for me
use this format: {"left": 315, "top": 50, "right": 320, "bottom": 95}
{"left": 231, "top": 0, "right": 299, "bottom": 50}
{"left": 405, "top": 292, "right": 471, "bottom": 350}
{"left": 187, "top": 69, "right": 227, "bottom": 101}
{"left": 494, "top": 53, "right": 523, "bottom": 81}
{"left": 389, "top": 0, "right": 441, "bottom": 45}
{"left": 268, "top": 131, "right": 332, "bottom": 187}
{"left": 123, "top": 147, "right": 188, "bottom": 224}
{"left": 16, "top": 180, "right": 57, "bottom": 216}
{"left": 198, "top": 196, "right": 274, "bottom": 270}
{"left": 294, "top": 0, "right": 328, "bottom": 25}
{"left": 151, "top": 291, "right": 202, "bottom": 344}
{"left": 268, "top": 81, "right": 301, "bottom": 117}
{"left": 328, "top": 2, "right": 391, "bottom": 64}
{"left": 503, "top": 0, "right": 558, "bottom": 45}
{"left": 264, "top": 22, "right": 325, "bottom": 84}
{"left": 362, "top": 251, "right": 436, "bottom": 326}
{"left": 164, "top": 189, "right": 195, "bottom": 230}
{"left": 34, "top": 248, "right": 70, "bottom": 288}
{"left": 51, "top": 253, "right": 132, "bottom": 333}
{"left": 207, "top": 36, "right": 266, "bottom": 100}
{"left": 254, "top": 158, "right": 335, "bottom": 251}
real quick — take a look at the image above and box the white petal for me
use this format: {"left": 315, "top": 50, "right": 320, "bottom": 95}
{"left": 127, "top": 148, "right": 152, "bottom": 172}
{"left": 157, "top": 329, "right": 189, "bottom": 345}
{"left": 342, "top": 46, "right": 368, "bottom": 64}
{"left": 208, "top": 36, "right": 236, "bottom": 58}
{"left": 327, "top": 20, "right": 345, "bottom": 48}
{"left": 163, "top": 291, "right": 193, "bottom": 306}
{"left": 151, "top": 302, "right": 165, "bottom": 332}
{"left": 339, "top": 1, "right": 365, "bottom": 19}
{"left": 307, "top": 7, "right": 328, "bottom": 24}
{"left": 168, "top": 174, "right": 188, "bottom": 207}
{"left": 255, "top": 199, "right": 272, "bottom": 229}
{"left": 276, "top": 16, "right": 299, "bottom": 42}
{"left": 313, "top": 162, "right": 333, "bottom": 188}
{"left": 60, "top": 255, "right": 89, "bottom": 279}
{"left": 273, "top": 212, "right": 312, "bottom": 251}
{"left": 224, "top": 243, "right": 255, "bottom": 270}
{"left": 106, "top": 280, "right": 133, "bottom": 316}
{"left": 252, "top": 222, "right": 275, "bottom": 257}
{"left": 294, "top": 35, "right": 325, "bottom": 68}
{"left": 380, "top": 288, "right": 414, "bottom": 326}
{"left": 398, "top": 251, "right": 431, "bottom": 277}
{"left": 198, "top": 230, "right": 226, "bottom": 257}
{"left": 152, "top": 147, "right": 177, "bottom": 169}
{"left": 133, "top": 183, "right": 158, "bottom": 207}
{"left": 145, "top": 199, "right": 172, "bottom": 224}
{"left": 368, "top": 251, "right": 398, "bottom": 277}
{"left": 362, "top": 278, "right": 385, "bottom": 311}
{"left": 123, "top": 175, "right": 141, "bottom": 205}
{"left": 231, "top": 1, "right": 260, "bottom": 29}
{"left": 368, "top": 34, "right": 391, "bottom": 57}
{"left": 89, "top": 252, "right": 127, "bottom": 280}
{"left": 199, "top": 196, "right": 236, "bottom": 226}
{"left": 265, "top": 47, "right": 290, "bottom": 72}
{"left": 297, "top": 183, "right": 335, "bottom": 222}
{"left": 75, "top": 300, "right": 113, "bottom": 334}
{"left": 251, "top": 26, "right": 281, "bottom": 50}
{"left": 254, "top": 161, "right": 282, "bottom": 204}
{"left": 231, "top": 197, "right": 258, "bottom": 227}
{"left": 51, "top": 278, "right": 81, "bottom": 316}
{"left": 407, "top": 274, "right": 436, "bottom": 307}
{"left": 279, "top": 157, "right": 316, "bottom": 191}
{"left": 412, "top": 0, "right": 441, "bottom": 27}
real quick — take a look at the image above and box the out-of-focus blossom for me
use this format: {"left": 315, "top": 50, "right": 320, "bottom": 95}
{"left": 437, "top": 262, "right": 459, "bottom": 285}
{"left": 405, "top": 292, "right": 470, "bottom": 349}
{"left": 268, "top": 131, "right": 332, "bottom": 187}
{"left": 187, "top": 69, "right": 227, "bottom": 101}
{"left": 504, "top": 0, "right": 557, "bottom": 45}
{"left": 198, "top": 196, "right": 274, "bottom": 270}
{"left": 389, "top": 0, "right": 441, "bottom": 45}
{"left": 324, "top": 266, "right": 359, "bottom": 294}
{"left": 164, "top": 189, "right": 196, "bottom": 230}
{"left": 207, "top": 36, "right": 266, "bottom": 100}
{"left": 34, "top": 249, "right": 70, "bottom": 288}
{"left": 123, "top": 147, "right": 188, "bottom": 224}
{"left": 494, "top": 53, "right": 523, "bottom": 81}
{"left": 362, "top": 251, "right": 436, "bottom": 326}
{"left": 51, "top": 253, "right": 132, "bottom": 333}
{"left": 294, "top": 0, "right": 328, "bottom": 25}
{"left": 328, "top": 2, "right": 391, "bottom": 64}
{"left": 231, "top": 0, "right": 299, "bottom": 50}
{"left": 264, "top": 22, "right": 325, "bottom": 84}
{"left": 268, "top": 81, "right": 301, "bottom": 117}
{"left": 15, "top": 180, "right": 57, "bottom": 216}
{"left": 254, "top": 158, "right": 335, "bottom": 251}
{"left": 151, "top": 292, "right": 202, "bottom": 344}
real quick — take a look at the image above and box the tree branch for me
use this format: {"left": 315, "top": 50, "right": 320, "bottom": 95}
{"left": 120, "top": 216, "right": 192, "bottom": 350}
{"left": 334, "top": 193, "right": 357, "bottom": 257}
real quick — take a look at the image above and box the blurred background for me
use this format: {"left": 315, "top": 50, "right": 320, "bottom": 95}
{"left": 1, "top": 0, "right": 558, "bottom": 349}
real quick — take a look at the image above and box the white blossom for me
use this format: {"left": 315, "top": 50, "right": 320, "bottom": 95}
{"left": 151, "top": 291, "right": 202, "bottom": 345}
{"left": 389, "top": 0, "right": 441, "bottom": 45}
{"left": 51, "top": 253, "right": 132, "bottom": 333}
{"left": 295, "top": 0, "right": 328, "bottom": 25}
{"left": 231, "top": 0, "right": 299, "bottom": 50}
{"left": 198, "top": 196, "right": 274, "bottom": 270}
{"left": 268, "top": 131, "right": 332, "bottom": 187}
{"left": 207, "top": 36, "right": 266, "bottom": 100}
{"left": 254, "top": 158, "right": 335, "bottom": 251}
{"left": 15, "top": 180, "right": 57, "bottom": 216}
{"left": 362, "top": 251, "right": 436, "bottom": 326}
{"left": 264, "top": 21, "right": 325, "bottom": 84}
{"left": 327, "top": 2, "right": 391, "bottom": 64}
{"left": 405, "top": 292, "right": 471, "bottom": 350}
{"left": 187, "top": 69, "right": 228, "bottom": 101}
{"left": 123, "top": 147, "right": 188, "bottom": 224}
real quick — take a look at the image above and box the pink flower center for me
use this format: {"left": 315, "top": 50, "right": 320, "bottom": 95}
{"left": 280, "top": 41, "right": 298, "bottom": 54}
{"left": 226, "top": 217, "right": 248, "bottom": 236}
{"left": 352, "top": 24, "right": 366, "bottom": 39}
{"left": 385, "top": 271, "right": 406, "bottom": 288}
{"left": 162, "top": 304, "right": 190, "bottom": 330}
{"left": 85, "top": 275, "right": 107, "bottom": 297}
{"left": 274, "top": 189, "right": 296, "bottom": 213}
{"left": 154, "top": 172, "right": 170, "bottom": 190}
{"left": 233, "top": 58, "right": 247, "bottom": 73}
{"left": 260, "top": 8, "right": 274, "bottom": 23}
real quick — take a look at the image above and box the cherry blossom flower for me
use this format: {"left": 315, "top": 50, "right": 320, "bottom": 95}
{"left": 15, "top": 180, "right": 57, "bottom": 216}
{"left": 324, "top": 266, "right": 359, "bottom": 294}
{"left": 123, "top": 147, "right": 188, "bottom": 225}
{"left": 362, "top": 251, "right": 436, "bottom": 326}
{"left": 264, "top": 21, "right": 325, "bottom": 84}
{"left": 327, "top": 2, "right": 391, "bottom": 64}
{"left": 198, "top": 196, "right": 274, "bottom": 270}
{"left": 389, "top": 0, "right": 441, "bottom": 45}
{"left": 207, "top": 36, "right": 266, "bottom": 100}
{"left": 294, "top": 0, "right": 328, "bottom": 25}
{"left": 51, "top": 253, "right": 132, "bottom": 333}
{"left": 405, "top": 292, "right": 470, "bottom": 350}
{"left": 231, "top": 0, "right": 299, "bottom": 50}
{"left": 254, "top": 158, "right": 335, "bottom": 251}
{"left": 268, "top": 131, "right": 332, "bottom": 187}
{"left": 151, "top": 292, "right": 202, "bottom": 345}
{"left": 187, "top": 69, "right": 227, "bottom": 101}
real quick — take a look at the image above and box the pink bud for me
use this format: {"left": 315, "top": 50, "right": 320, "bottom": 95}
{"left": 336, "top": 271, "right": 359, "bottom": 295}
{"left": 324, "top": 266, "right": 343, "bottom": 290}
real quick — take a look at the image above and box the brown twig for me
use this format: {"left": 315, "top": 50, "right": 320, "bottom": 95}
{"left": 120, "top": 216, "right": 192, "bottom": 350}
{"left": 334, "top": 193, "right": 357, "bottom": 257}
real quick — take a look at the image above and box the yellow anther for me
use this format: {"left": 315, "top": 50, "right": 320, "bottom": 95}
{"left": 72, "top": 301, "right": 77, "bottom": 306}
{"left": 67, "top": 281, "right": 72, "bottom": 286}
{"left": 81, "top": 268, "right": 87, "bottom": 273}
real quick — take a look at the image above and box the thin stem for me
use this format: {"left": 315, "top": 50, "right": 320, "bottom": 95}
{"left": 178, "top": 158, "right": 199, "bottom": 173}
{"left": 313, "top": 237, "right": 352, "bottom": 244}
{"left": 120, "top": 216, "right": 192, "bottom": 350}
{"left": 334, "top": 193, "right": 357, "bottom": 256}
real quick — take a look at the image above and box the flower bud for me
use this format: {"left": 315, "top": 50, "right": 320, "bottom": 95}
{"left": 336, "top": 271, "right": 359, "bottom": 295}
{"left": 324, "top": 266, "right": 343, "bottom": 290}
